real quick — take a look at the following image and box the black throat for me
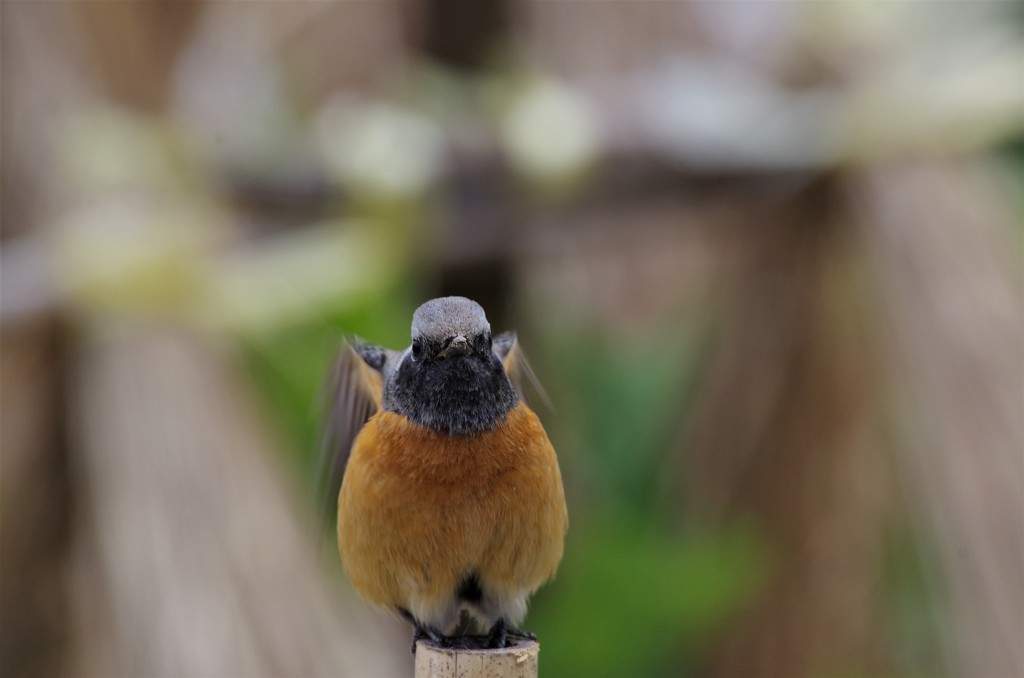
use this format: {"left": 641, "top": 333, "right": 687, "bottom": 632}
{"left": 383, "top": 350, "right": 518, "bottom": 435}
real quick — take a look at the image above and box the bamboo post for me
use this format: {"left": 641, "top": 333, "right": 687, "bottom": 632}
{"left": 414, "top": 639, "right": 539, "bottom": 678}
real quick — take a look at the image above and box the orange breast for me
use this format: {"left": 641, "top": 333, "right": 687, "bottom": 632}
{"left": 336, "top": 402, "right": 567, "bottom": 628}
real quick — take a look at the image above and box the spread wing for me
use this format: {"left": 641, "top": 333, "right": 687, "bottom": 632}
{"left": 316, "top": 339, "right": 398, "bottom": 530}
{"left": 493, "top": 330, "right": 551, "bottom": 409}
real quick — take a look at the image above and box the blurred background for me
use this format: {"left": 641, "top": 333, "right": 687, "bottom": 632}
{"left": 2, "top": 2, "right": 1022, "bottom": 677}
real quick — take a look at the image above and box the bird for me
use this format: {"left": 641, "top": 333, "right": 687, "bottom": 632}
{"left": 319, "top": 296, "right": 568, "bottom": 652}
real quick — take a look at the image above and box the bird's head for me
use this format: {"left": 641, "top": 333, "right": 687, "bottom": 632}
{"left": 385, "top": 297, "right": 517, "bottom": 435}
{"left": 410, "top": 296, "right": 493, "bottom": 362}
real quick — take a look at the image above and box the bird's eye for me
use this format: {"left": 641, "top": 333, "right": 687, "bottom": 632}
{"left": 411, "top": 339, "right": 422, "bottom": 359}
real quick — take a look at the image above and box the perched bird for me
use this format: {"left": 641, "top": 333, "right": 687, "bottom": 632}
{"left": 320, "top": 296, "right": 567, "bottom": 651}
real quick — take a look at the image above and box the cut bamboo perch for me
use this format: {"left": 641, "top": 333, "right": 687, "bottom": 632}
{"left": 414, "top": 639, "right": 539, "bottom": 678}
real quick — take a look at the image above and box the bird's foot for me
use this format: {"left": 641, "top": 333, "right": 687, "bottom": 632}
{"left": 399, "top": 608, "right": 451, "bottom": 654}
{"left": 507, "top": 627, "right": 537, "bottom": 641}
{"left": 411, "top": 624, "right": 450, "bottom": 654}
{"left": 486, "top": 619, "right": 537, "bottom": 648}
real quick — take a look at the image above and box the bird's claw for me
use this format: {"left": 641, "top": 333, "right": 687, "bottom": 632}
{"left": 487, "top": 619, "right": 537, "bottom": 648}
{"left": 411, "top": 625, "right": 450, "bottom": 654}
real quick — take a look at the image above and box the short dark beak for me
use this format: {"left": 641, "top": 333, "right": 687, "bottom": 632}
{"left": 438, "top": 335, "right": 470, "bottom": 358}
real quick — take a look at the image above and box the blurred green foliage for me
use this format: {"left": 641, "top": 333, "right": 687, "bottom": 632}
{"left": 526, "top": 317, "right": 768, "bottom": 676}
{"left": 878, "top": 525, "right": 951, "bottom": 678}
{"left": 531, "top": 518, "right": 766, "bottom": 677}
{"left": 543, "top": 320, "right": 707, "bottom": 513}
{"left": 239, "top": 287, "right": 417, "bottom": 477}
{"left": 997, "top": 136, "right": 1024, "bottom": 245}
